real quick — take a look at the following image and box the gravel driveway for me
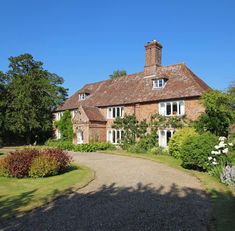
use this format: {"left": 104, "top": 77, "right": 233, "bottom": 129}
{"left": 1, "top": 152, "right": 211, "bottom": 231}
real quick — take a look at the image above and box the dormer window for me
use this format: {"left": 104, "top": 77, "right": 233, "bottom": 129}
{"left": 79, "top": 93, "right": 89, "bottom": 101}
{"left": 152, "top": 78, "right": 166, "bottom": 89}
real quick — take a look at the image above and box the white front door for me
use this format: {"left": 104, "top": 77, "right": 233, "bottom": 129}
{"left": 158, "top": 130, "right": 174, "bottom": 147}
{"left": 77, "top": 130, "right": 84, "bottom": 144}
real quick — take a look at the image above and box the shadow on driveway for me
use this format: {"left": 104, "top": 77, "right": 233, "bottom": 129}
{"left": 0, "top": 182, "right": 212, "bottom": 231}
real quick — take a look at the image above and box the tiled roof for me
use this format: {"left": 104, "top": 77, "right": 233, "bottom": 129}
{"left": 55, "top": 64, "right": 210, "bottom": 112}
{"left": 82, "top": 106, "right": 106, "bottom": 122}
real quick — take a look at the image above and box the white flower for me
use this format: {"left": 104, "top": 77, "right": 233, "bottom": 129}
{"left": 219, "top": 136, "right": 226, "bottom": 141}
{"left": 228, "top": 143, "right": 233, "bottom": 147}
{"left": 212, "top": 161, "right": 218, "bottom": 165}
{"left": 211, "top": 151, "right": 215, "bottom": 154}
{"left": 213, "top": 158, "right": 216, "bottom": 161}
{"left": 218, "top": 142, "right": 226, "bottom": 148}
{"left": 222, "top": 148, "right": 228, "bottom": 154}
{"left": 214, "top": 145, "right": 220, "bottom": 149}
{"left": 208, "top": 157, "right": 213, "bottom": 160}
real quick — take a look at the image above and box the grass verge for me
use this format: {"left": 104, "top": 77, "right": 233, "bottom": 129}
{"left": 0, "top": 163, "right": 94, "bottom": 220}
{"left": 101, "top": 149, "right": 235, "bottom": 231}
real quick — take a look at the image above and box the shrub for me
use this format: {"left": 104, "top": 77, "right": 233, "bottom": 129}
{"left": 29, "top": 156, "right": 59, "bottom": 178}
{"left": 93, "top": 142, "right": 115, "bottom": 151}
{"left": 43, "top": 148, "right": 71, "bottom": 172}
{"left": 6, "top": 149, "right": 40, "bottom": 178}
{"left": 168, "top": 127, "right": 198, "bottom": 159}
{"left": 127, "top": 133, "right": 158, "bottom": 153}
{"left": 181, "top": 132, "right": 217, "bottom": 171}
{"left": 148, "top": 147, "right": 164, "bottom": 155}
{"left": 0, "top": 158, "right": 10, "bottom": 177}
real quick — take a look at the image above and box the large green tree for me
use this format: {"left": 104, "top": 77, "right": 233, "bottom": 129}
{"left": 0, "top": 71, "right": 7, "bottom": 145}
{"left": 194, "top": 90, "right": 235, "bottom": 136}
{"left": 3, "top": 54, "right": 67, "bottom": 144}
{"left": 109, "top": 70, "right": 127, "bottom": 80}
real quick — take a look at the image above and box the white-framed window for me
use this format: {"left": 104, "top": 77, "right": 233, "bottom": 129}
{"left": 79, "top": 93, "right": 89, "bottom": 101}
{"left": 107, "top": 106, "right": 124, "bottom": 119}
{"left": 107, "top": 129, "right": 124, "bottom": 144}
{"left": 77, "top": 130, "right": 84, "bottom": 144}
{"left": 55, "top": 112, "right": 64, "bottom": 121}
{"left": 159, "top": 101, "right": 185, "bottom": 116}
{"left": 158, "top": 130, "right": 174, "bottom": 147}
{"left": 153, "top": 79, "right": 165, "bottom": 89}
{"left": 71, "top": 110, "right": 77, "bottom": 119}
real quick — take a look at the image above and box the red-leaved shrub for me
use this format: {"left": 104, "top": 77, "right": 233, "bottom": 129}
{"left": 6, "top": 149, "right": 40, "bottom": 178}
{"left": 42, "top": 148, "right": 72, "bottom": 172}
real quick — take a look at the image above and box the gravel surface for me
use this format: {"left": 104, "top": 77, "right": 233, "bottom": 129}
{"left": 0, "top": 152, "right": 211, "bottom": 231}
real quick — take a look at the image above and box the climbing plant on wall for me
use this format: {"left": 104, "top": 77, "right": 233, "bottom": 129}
{"left": 54, "top": 110, "right": 73, "bottom": 142}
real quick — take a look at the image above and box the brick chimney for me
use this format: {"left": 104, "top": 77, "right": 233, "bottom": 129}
{"left": 144, "top": 39, "right": 162, "bottom": 75}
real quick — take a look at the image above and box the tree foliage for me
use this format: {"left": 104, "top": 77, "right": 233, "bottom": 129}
{"left": 109, "top": 70, "right": 127, "bottom": 80}
{"left": 228, "top": 81, "right": 235, "bottom": 97}
{"left": 1, "top": 53, "right": 67, "bottom": 144}
{"left": 194, "top": 90, "right": 235, "bottom": 136}
{"left": 0, "top": 71, "right": 7, "bottom": 145}
{"left": 54, "top": 110, "right": 73, "bottom": 142}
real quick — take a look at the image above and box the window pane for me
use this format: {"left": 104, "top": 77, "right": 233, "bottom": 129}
{"left": 166, "top": 103, "right": 171, "bottom": 115}
{"left": 159, "top": 103, "right": 165, "bottom": 115}
{"left": 117, "top": 107, "right": 120, "bottom": 117}
{"left": 112, "top": 108, "right": 116, "bottom": 118}
{"left": 153, "top": 80, "right": 157, "bottom": 88}
{"left": 173, "top": 102, "right": 177, "bottom": 115}
{"left": 121, "top": 107, "right": 124, "bottom": 117}
{"left": 112, "top": 130, "right": 116, "bottom": 143}
{"left": 158, "top": 79, "right": 163, "bottom": 87}
{"left": 117, "top": 130, "right": 120, "bottom": 142}
{"left": 121, "top": 130, "right": 124, "bottom": 138}
{"left": 166, "top": 130, "right": 172, "bottom": 144}
{"left": 179, "top": 101, "right": 184, "bottom": 115}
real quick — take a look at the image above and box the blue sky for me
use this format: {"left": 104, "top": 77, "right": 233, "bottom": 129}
{"left": 0, "top": 0, "right": 234, "bottom": 96}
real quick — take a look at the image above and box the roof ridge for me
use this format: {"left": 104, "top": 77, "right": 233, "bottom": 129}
{"left": 159, "top": 63, "right": 185, "bottom": 68}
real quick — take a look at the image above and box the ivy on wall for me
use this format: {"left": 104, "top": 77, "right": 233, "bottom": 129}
{"left": 54, "top": 110, "right": 73, "bottom": 142}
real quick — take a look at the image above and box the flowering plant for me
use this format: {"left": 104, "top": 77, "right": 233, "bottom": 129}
{"left": 208, "top": 137, "right": 233, "bottom": 166}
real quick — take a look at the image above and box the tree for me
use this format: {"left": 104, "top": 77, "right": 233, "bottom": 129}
{"left": 194, "top": 90, "right": 235, "bottom": 136}
{"left": 3, "top": 54, "right": 67, "bottom": 144}
{"left": 0, "top": 71, "right": 7, "bottom": 145}
{"left": 228, "top": 81, "right": 235, "bottom": 97}
{"left": 109, "top": 70, "right": 127, "bottom": 80}
{"left": 54, "top": 110, "right": 73, "bottom": 141}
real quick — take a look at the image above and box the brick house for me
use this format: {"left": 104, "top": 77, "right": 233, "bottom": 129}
{"left": 54, "top": 40, "right": 210, "bottom": 147}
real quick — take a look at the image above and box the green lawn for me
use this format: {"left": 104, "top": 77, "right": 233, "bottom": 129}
{"left": 101, "top": 150, "right": 235, "bottom": 231}
{"left": 0, "top": 163, "right": 94, "bottom": 219}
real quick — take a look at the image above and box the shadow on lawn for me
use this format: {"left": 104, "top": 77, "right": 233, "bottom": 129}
{"left": 0, "top": 190, "right": 36, "bottom": 220}
{"left": 0, "top": 182, "right": 215, "bottom": 231}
